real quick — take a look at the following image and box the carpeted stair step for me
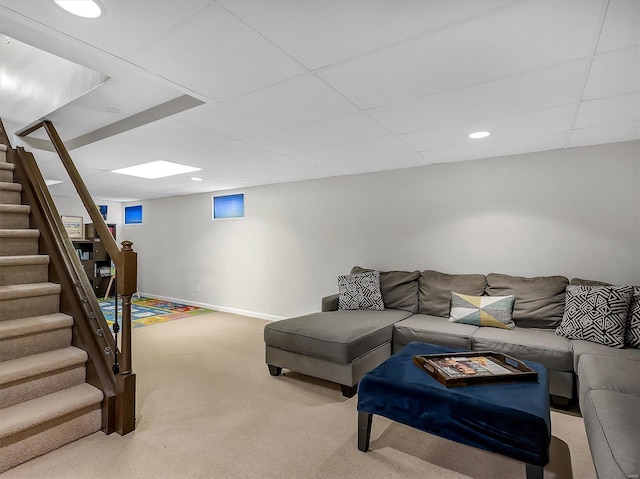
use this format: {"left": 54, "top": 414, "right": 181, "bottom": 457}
{"left": 0, "top": 313, "right": 73, "bottom": 362}
{"left": 0, "top": 204, "right": 30, "bottom": 229}
{"left": 0, "top": 229, "right": 40, "bottom": 256}
{"left": 0, "top": 283, "right": 61, "bottom": 321}
{"left": 0, "top": 347, "right": 88, "bottom": 409}
{"left": 0, "top": 162, "right": 13, "bottom": 183}
{"left": 0, "top": 383, "right": 103, "bottom": 473}
{"left": 0, "top": 182, "right": 21, "bottom": 204}
{"left": 0, "top": 255, "right": 50, "bottom": 286}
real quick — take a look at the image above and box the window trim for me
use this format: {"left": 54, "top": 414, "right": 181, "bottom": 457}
{"left": 212, "top": 193, "right": 244, "bottom": 221}
{"left": 124, "top": 204, "right": 143, "bottom": 225}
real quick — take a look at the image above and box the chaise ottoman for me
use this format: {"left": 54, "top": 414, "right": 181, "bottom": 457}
{"left": 264, "top": 309, "right": 413, "bottom": 397}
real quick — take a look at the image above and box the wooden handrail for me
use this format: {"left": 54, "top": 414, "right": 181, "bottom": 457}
{"left": 41, "top": 122, "right": 120, "bottom": 262}
{"left": 35, "top": 121, "right": 137, "bottom": 390}
{"left": 2, "top": 117, "right": 136, "bottom": 435}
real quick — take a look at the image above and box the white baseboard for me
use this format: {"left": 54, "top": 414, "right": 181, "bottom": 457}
{"left": 137, "top": 292, "right": 286, "bottom": 322}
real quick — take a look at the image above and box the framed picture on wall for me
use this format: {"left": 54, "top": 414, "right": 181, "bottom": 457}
{"left": 61, "top": 215, "right": 84, "bottom": 239}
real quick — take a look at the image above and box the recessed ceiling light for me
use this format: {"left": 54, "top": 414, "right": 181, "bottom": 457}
{"left": 191, "top": 177, "right": 204, "bottom": 182}
{"left": 54, "top": 0, "right": 104, "bottom": 19}
{"left": 112, "top": 161, "right": 202, "bottom": 179}
{"left": 469, "top": 131, "right": 491, "bottom": 139}
{"left": 45, "top": 179, "right": 64, "bottom": 186}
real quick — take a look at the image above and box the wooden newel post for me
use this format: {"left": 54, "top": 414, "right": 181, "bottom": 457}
{"left": 116, "top": 240, "right": 137, "bottom": 435}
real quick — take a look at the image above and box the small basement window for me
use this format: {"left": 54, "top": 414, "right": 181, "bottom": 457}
{"left": 124, "top": 205, "right": 143, "bottom": 225}
{"left": 213, "top": 193, "right": 244, "bottom": 220}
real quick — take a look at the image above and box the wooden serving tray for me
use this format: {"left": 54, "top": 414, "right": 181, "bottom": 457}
{"left": 412, "top": 351, "right": 538, "bottom": 387}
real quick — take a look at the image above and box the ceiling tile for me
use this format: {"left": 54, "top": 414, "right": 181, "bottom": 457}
{"left": 243, "top": 112, "right": 391, "bottom": 155}
{"left": 126, "top": 7, "right": 306, "bottom": 101}
{"left": 34, "top": 159, "right": 70, "bottom": 182}
{"left": 400, "top": 104, "right": 577, "bottom": 152}
{"left": 185, "top": 141, "right": 291, "bottom": 173}
{"left": 65, "top": 144, "right": 158, "bottom": 171}
{"left": 226, "top": 0, "right": 515, "bottom": 70}
{"left": 569, "top": 121, "right": 640, "bottom": 147}
{"left": 596, "top": 0, "right": 640, "bottom": 54}
{"left": 583, "top": 46, "right": 640, "bottom": 100}
{"left": 0, "top": 0, "right": 214, "bottom": 58}
{"left": 424, "top": 131, "right": 570, "bottom": 164}
{"left": 290, "top": 136, "right": 426, "bottom": 169}
{"left": 574, "top": 92, "right": 640, "bottom": 129}
{"left": 317, "top": 0, "right": 601, "bottom": 109}
{"left": 174, "top": 75, "right": 358, "bottom": 139}
{"left": 369, "top": 60, "right": 587, "bottom": 134}
{"left": 82, "top": 171, "right": 146, "bottom": 189}
{"left": 46, "top": 171, "right": 140, "bottom": 199}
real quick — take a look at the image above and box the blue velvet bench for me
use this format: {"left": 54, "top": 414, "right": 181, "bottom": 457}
{"left": 357, "top": 342, "right": 551, "bottom": 479}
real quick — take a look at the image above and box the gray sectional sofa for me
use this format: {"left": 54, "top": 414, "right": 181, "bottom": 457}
{"left": 263, "top": 267, "right": 639, "bottom": 479}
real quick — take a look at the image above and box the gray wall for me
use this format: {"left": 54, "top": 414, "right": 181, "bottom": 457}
{"left": 123, "top": 141, "right": 640, "bottom": 319}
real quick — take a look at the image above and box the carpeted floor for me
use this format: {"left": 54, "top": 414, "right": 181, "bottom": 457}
{"left": 98, "top": 296, "right": 214, "bottom": 329}
{"left": 1, "top": 312, "right": 597, "bottom": 479}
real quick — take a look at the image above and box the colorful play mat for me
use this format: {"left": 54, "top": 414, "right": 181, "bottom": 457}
{"left": 98, "top": 296, "right": 214, "bottom": 329}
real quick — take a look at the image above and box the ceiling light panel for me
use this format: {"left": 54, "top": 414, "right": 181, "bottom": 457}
{"left": 54, "top": 0, "right": 104, "bottom": 19}
{"left": 112, "top": 160, "right": 201, "bottom": 179}
{"left": 44, "top": 179, "right": 64, "bottom": 186}
{"left": 469, "top": 131, "right": 491, "bottom": 139}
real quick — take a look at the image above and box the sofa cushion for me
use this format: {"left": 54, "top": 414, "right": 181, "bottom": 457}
{"left": 351, "top": 266, "right": 420, "bottom": 312}
{"left": 418, "top": 270, "right": 486, "bottom": 317}
{"left": 570, "top": 278, "right": 611, "bottom": 286}
{"left": 471, "top": 327, "right": 573, "bottom": 372}
{"left": 449, "top": 292, "right": 515, "bottom": 330}
{"left": 338, "top": 270, "right": 384, "bottom": 311}
{"left": 581, "top": 390, "right": 640, "bottom": 479}
{"left": 393, "top": 314, "right": 478, "bottom": 350}
{"left": 570, "top": 339, "right": 640, "bottom": 371}
{"left": 556, "top": 285, "right": 633, "bottom": 348}
{"left": 577, "top": 354, "right": 640, "bottom": 406}
{"left": 485, "top": 273, "right": 569, "bottom": 328}
{"left": 625, "top": 289, "right": 640, "bottom": 348}
{"left": 264, "top": 310, "right": 411, "bottom": 364}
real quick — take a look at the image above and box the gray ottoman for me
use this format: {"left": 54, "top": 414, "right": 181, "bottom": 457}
{"left": 264, "top": 309, "right": 412, "bottom": 397}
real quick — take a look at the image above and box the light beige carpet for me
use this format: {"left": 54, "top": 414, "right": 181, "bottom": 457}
{"left": 1, "top": 312, "right": 597, "bottom": 479}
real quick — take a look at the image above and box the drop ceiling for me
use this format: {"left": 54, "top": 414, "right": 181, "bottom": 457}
{"left": 0, "top": 0, "right": 638, "bottom": 201}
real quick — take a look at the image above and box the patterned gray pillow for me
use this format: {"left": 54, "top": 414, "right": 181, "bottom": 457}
{"left": 625, "top": 289, "right": 640, "bottom": 348}
{"left": 338, "top": 271, "right": 384, "bottom": 311}
{"left": 556, "top": 285, "right": 634, "bottom": 348}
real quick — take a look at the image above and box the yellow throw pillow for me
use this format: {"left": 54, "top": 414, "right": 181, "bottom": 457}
{"left": 449, "top": 292, "right": 515, "bottom": 329}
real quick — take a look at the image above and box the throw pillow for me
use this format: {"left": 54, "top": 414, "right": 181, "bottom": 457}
{"left": 338, "top": 271, "right": 384, "bottom": 311}
{"left": 625, "top": 289, "right": 640, "bottom": 348}
{"left": 449, "top": 292, "right": 515, "bottom": 330}
{"left": 556, "top": 285, "right": 634, "bottom": 348}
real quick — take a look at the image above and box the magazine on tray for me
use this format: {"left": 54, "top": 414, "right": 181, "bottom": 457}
{"left": 412, "top": 351, "right": 538, "bottom": 387}
{"left": 428, "top": 355, "right": 513, "bottom": 378}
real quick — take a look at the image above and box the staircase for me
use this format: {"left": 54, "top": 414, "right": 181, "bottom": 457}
{"left": 0, "top": 143, "right": 103, "bottom": 473}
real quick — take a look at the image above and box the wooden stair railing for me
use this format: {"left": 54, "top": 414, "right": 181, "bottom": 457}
{"left": 0, "top": 117, "right": 136, "bottom": 435}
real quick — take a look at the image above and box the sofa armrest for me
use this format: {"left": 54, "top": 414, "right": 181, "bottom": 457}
{"left": 322, "top": 294, "right": 339, "bottom": 312}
